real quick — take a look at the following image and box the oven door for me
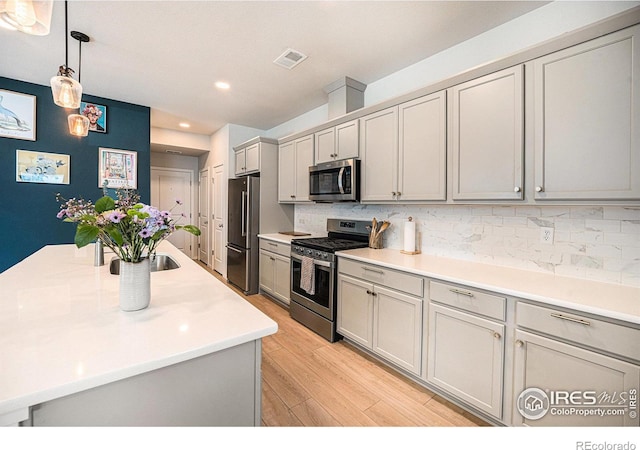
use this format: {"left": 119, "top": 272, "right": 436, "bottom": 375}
{"left": 290, "top": 254, "right": 334, "bottom": 320}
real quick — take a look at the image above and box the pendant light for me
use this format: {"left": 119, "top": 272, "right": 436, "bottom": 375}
{"left": 0, "top": 0, "right": 53, "bottom": 35}
{"left": 50, "top": 0, "right": 82, "bottom": 109}
{"left": 67, "top": 30, "right": 90, "bottom": 137}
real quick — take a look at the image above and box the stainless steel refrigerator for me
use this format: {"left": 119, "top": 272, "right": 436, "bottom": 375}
{"left": 226, "top": 176, "right": 260, "bottom": 294}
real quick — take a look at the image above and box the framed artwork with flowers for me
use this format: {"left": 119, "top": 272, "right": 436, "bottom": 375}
{"left": 98, "top": 147, "right": 137, "bottom": 189}
{"left": 80, "top": 101, "right": 107, "bottom": 133}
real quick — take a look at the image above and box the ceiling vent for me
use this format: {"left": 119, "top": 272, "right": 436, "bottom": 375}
{"left": 273, "top": 48, "right": 307, "bottom": 70}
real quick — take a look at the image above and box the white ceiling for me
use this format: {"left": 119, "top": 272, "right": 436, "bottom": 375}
{"left": 1, "top": 1, "right": 549, "bottom": 138}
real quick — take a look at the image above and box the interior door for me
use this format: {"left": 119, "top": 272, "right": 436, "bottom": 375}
{"left": 198, "top": 168, "right": 210, "bottom": 266}
{"left": 150, "top": 167, "right": 194, "bottom": 257}
{"left": 213, "top": 164, "right": 226, "bottom": 276}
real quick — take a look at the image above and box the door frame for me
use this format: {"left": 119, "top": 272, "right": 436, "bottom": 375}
{"left": 198, "top": 167, "right": 211, "bottom": 266}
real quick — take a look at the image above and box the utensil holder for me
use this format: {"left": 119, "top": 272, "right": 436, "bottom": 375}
{"left": 369, "top": 232, "right": 383, "bottom": 249}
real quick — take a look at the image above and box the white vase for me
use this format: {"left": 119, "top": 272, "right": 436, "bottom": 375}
{"left": 119, "top": 258, "right": 151, "bottom": 311}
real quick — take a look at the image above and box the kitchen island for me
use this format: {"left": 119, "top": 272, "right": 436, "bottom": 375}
{"left": 0, "top": 242, "right": 277, "bottom": 426}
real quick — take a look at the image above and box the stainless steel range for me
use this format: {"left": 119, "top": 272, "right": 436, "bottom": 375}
{"left": 290, "top": 218, "right": 370, "bottom": 342}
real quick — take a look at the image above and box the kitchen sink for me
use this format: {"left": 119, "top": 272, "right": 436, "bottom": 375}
{"left": 109, "top": 254, "right": 180, "bottom": 275}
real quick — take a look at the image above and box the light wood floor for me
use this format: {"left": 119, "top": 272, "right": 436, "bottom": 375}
{"left": 201, "top": 264, "right": 489, "bottom": 427}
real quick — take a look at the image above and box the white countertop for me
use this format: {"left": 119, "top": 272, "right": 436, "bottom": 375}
{"left": 258, "top": 232, "right": 319, "bottom": 244}
{"left": 0, "top": 242, "right": 277, "bottom": 425}
{"left": 336, "top": 248, "right": 640, "bottom": 325}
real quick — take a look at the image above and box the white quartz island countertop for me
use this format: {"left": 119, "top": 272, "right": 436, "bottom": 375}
{"left": 336, "top": 248, "right": 640, "bottom": 325}
{"left": 0, "top": 242, "right": 277, "bottom": 426}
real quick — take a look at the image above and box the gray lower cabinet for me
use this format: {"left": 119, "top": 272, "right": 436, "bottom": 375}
{"left": 337, "top": 260, "right": 424, "bottom": 376}
{"left": 512, "top": 301, "right": 640, "bottom": 427}
{"left": 259, "top": 239, "right": 291, "bottom": 305}
{"left": 532, "top": 24, "right": 640, "bottom": 200}
{"left": 427, "top": 281, "right": 506, "bottom": 420}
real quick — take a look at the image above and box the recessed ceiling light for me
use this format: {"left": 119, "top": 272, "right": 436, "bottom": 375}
{"left": 179, "top": 122, "right": 190, "bottom": 128}
{"left": 215, "top": 81, "right": 230, "bottom": 90}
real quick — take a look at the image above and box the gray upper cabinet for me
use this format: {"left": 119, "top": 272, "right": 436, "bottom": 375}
{"left": 278, "top": 135, "right": 314, "bottom": 203}
{"left": 451, "top": 65, "right": 524, "bottom": 200}
{"left": 533, "top": 25, "right": 640, "bottom": 200}
{"left": 314, "top": 119, "right": 359, "bottom": 164}
{"left": 360, "top": 106, "right": 398, "bottom": 202}
{"left": 360, "top": 91, "right": 447, "bottom": 202}
{"left": 234, "top": 142, "right": 260, "bottom": 176}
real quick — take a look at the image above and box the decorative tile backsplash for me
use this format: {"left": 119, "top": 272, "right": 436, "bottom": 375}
{"left": 295, "top": 204, "right": 640, "bottom": 287}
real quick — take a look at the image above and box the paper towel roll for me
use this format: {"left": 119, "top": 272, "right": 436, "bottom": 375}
{"left": 403, "top": 220, "right": 416, "bottom": 253}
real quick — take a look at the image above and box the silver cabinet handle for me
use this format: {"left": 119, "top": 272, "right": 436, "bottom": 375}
{"left": 366, "top": 289, "right": 372, "bottom": 295}
{"left": 515, "top": 340, "right": 524, "bottom": 347}
{"left": 493, "top": 332, "right": 501, "bottom": 339}
{"left": 550, "top": 313, "right": 591, "bottom": 326}
{"left": 396, "top": 192, "right": 401, "bottom": 196}
{"left": 449, "top": 288, "right": 474, "bottom": 298}
{"left": 391, "top": 192, "right": 396, "bottom": 197}
{"left": 290, "top": 195, "right": 295, "bottom": 198}
{"left": 535, "top": 186, "right": 544, "bottom": 192}
{"left": 514, "top": 186, "right": 521, "bottom": 193}
{"left": 362, "top": 267, "right": 384, "bottom": 275}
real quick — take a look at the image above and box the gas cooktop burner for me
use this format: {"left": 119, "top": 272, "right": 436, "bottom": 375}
{"left": 291, "top": 237, "right": 369, "bottom": 253}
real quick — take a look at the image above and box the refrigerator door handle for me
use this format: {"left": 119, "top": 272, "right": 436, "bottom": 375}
{"left": 226, "top": 244, "right": 242, "bottom": 253}
{"left": 241, "top": 191, "right": 247, "bottom": 237}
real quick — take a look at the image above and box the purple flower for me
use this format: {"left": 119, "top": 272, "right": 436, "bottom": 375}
{"left": 108, "top": 211, "right": 126, "bottom": 223}
{"left": 56, "top": 209, "right": 67, "bottom": 219}
{"left": 175, "top": 199, "right": 183, "bottom": 205}
{"left": 139, "top": 228, "right": 152, "bottom": 238}
{"left": 160, "top": 210, "right": 171, "bottom": 218}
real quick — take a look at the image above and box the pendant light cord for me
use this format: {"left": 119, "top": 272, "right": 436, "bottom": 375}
{"left": 64, "top": 0, "right": 68, "bottom": 71}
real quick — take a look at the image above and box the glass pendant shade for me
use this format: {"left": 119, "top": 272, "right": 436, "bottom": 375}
{"left": 0, "top": 0, "right": 53, "bottom": 35}
{"left": 68, "top": 113, "right": 89, "bottom": 137}
{"left": 50, "top": 74, "right": 82, "bottom": 109}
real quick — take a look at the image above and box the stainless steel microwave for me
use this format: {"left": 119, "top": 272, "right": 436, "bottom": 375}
{"left": 309, "top": 158, "right": 360, "bottom": 202}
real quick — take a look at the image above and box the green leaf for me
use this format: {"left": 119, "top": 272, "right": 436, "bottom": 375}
{"left": 106, "top": 227, "right": 124, "bottom": 246}
{"left": 178, "top": 224, "right": 201, "bottom": 236}
{"left": 95, "top": 196, "right": 115, "bottom": 213}
{"left": 75, "top": 224, "right": 100, "bottom": 248}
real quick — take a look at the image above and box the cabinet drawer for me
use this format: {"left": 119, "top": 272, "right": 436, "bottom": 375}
{"left": 517, "top": 302, "right": 640, "bottom": 362}
{"left": 429, "top": 281, "right": 506, "bottom": 321}
{"left": 338, "top": 258, "right": 423, "bottom": 298}
{"left": 259, "top": 239, "right": 291, "bottom": 258}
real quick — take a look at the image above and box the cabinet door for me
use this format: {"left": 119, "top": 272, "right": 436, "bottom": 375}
{"left": 360, "top": 106, "right": 398, "bottom": 202}
{"left": 294, "top": 135, "right": 314, "bottom": 203}
{"left": 314, "top": 127, "right": 335, "bottom": 164}
{"left": 278, "top": 142, "right": 295, "bottom": 202}
{"left": 272, "top": 253, "right": 291, "bottom": 305}
{"left": 512, "top": 330, "right": 640, "bottom": 427}
{"left": 337, "top": 274, "right": 374, "bottom": 349}
{"left": 398, "top": 92, "right": 447, "bottom": 201}
{"left": 234, "top": 149, "right": 246, "bottom": 176}
{"left": 451, "top": 65, "right": 524, "bottom": 200}
{"left": 335, "top": 119, "right": 359, "bottom": 160}
{"left": 245, "top": 143, "right": 260, "bottom": 174}
{"left": 259, "top": 249, "right": 275, "bottom": 295}
{"left": 428, "top": 304, "right": 505, "bottom": 419}
{"left": 533, "top": 25, "right": 640, "bottom": 200}
{"left": 373, "top": 285, "right": 423, "bottom": 376}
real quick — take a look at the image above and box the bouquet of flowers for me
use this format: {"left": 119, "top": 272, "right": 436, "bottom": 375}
{"left": 56, "top": 188, "right": 200, "bottom": 263}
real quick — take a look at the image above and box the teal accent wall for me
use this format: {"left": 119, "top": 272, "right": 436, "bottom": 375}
{"left": 0, "top": 77, "right": 150, "bottom": 273}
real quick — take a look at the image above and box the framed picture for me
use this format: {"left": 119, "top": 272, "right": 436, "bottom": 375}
{"left": 98, "top": 147, "right": 137, "bottom": 188}
{"left": 16, "top": 150, "right": 70, "bottom": 184}
{"left": 80, "top": 101, "right": 106, "bottom": 133}
{"left": 0, "top": 89, "right": 36, "bottom": 141}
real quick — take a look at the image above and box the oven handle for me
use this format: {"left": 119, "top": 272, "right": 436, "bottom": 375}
{"left": 337, "top": 167, "right": 345, "bottom": 194}
{"left": 291, "top": 254, "right": 332, "bottom": 268}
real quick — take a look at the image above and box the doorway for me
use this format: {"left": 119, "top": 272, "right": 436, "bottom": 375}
{"left": 150, "top": 167, "right": 195, "bottom": 258}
